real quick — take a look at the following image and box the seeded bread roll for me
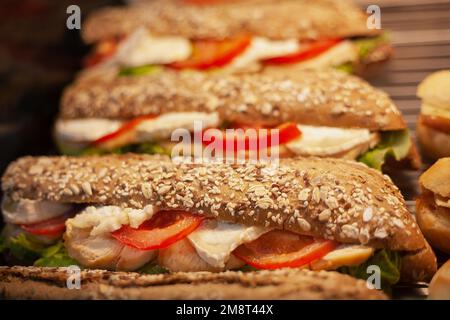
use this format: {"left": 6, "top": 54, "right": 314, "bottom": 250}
{"left": 1, "top": 155, "right": 436, "bottom": 281}
{"left": 82, "top": 0, "right": 379, "bottom": 44}
{"left": 0, "top": 266, "right": 387, "bottom": 300}
{"left": 60, "top": 69, "right": 406, "bottom": 131}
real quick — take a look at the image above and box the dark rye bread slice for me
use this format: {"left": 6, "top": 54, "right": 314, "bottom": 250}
{"left": 0, "top": 266, "right": 387, "bottom": 300}
{"left": 1, "top": 155, "right": 436, "bottom": 281}
{"left": 82, "top": 0, "right": 380, "bottom": 44}
{"left": 60, "top": 69, "right": 406, "bottom": 131}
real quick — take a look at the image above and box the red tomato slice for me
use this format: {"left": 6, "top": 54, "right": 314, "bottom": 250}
{"left": 263, "top": 38, "right": 342, "bottom": 65}
{"left": 169, "top": 34, "right": 251, "bottom": 70}
{"left": 92, "top": 114, "right": 157, "bottom": 149}
{"left": 111, "top": 211, "right": 204, "bottom": 251}
{"left": 83, "top": 39, "right": 119, "bottom": 68}
{"left": 233, "top": 230, "right": 336, "bottom": 270}
{"left": 202, "top": 122, "right": 301, "bottom": 151}
{"left": 21, "top": 213, "right": 73, "bottom": 236}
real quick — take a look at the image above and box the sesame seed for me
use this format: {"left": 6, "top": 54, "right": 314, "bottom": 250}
{"left": 81, "top": 182, "right": 93, "bottom": 196}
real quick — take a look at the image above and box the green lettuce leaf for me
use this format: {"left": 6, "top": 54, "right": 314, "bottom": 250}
{"left": 119, "top": 65, "right": 162, "bottom": 77}
{"left": 0, "top": 236, "right": 6, "bottom": 253}
{"left": 339, "top": 249, "right": 401, "bottom": 293}
{"left": 137, "top": 263, "right": 169, "bottom": 275}
{"left": 335, "top": 63, "right": 354, "bottom": 74}
{"left": 7, "top": 233, "right": 46, "bottom": 263}
{"left": 358, "top": 130, "right": 411, "bottom": 171}
{"left": 33, "top": 241, "right": 79, "bottom": 267}
{"left": 238, "top": 265, "right": 259, "bottom": 272}
{"left": 1, "top": 226, "right": 78, "bottom": 267}
{"left": 81, "top": 142, "right": 169, "bottom": 156}
{"left": 353, "top": 34, "right": 390, "bottom": 59}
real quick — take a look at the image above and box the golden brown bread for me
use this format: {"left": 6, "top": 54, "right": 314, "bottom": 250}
{"left": 428, "top": 260, "right": 450, "bottom": 300}
{"left": 416, "top": 196, "right": 450, "bottom": 255}
{"left": 416, "top": 159, "right": 450, "bottom": 255}
{"left": 420, "top": 157, "right": 450, "bottom": 198}
{"left": 0, "top": 266, "right": 387, "bottom": 300}
{"left": 60, "top": 68, "right": 406, "bottom": 131}
{"left": 1, "top": 155, "right": 436, "bottom": 281}
{"left": 417, "top": 70, "right": 450, "bottom": 109}
{"left": 416, "top": 120, "right": 450, "bottom": 160}
{"left": 82, "top": 0, "right": 379, "bottom": 44}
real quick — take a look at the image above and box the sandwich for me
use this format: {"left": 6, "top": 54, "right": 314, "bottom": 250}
{"left": 416, "top": 70, "right": 450, "bottom": 159}
{"left": 81, "top": 0, "right": 392, "bottom": 75}
{"left": 428, "top": 259, "right": 450, "bottom": 300}
{"left": 0, "top": 155, "right": 437, "bottom": 293}
{"left": 416, "top": 157, "right": 450, "bottom": 255}
{"left": 55, "top": 68, "right": 420, "bottom": 171}
{"left": 0, "top": 266, "right": 387, "bottom": 300}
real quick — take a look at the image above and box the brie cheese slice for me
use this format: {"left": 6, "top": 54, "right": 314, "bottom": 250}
{"left": 310, "top": 245, "right": 374, "bottom": 270}
{"left": 136, "top": 112, "right": 220, "bottom": 142}
{"left": 187, "top": 220, "right": 269, "bottom": 268}
{"left": 113, "top": 28, "right": 192, "bottom": 67}
{"left": 286, "top": 125, "right": 377, "bottom": 158}
{"left": 228, "top": 37, "right": 300, "bottom": 69}
{"left": 292, "top": 40, "right": 358, "bottom": 69}
{"left": 55, "top": 118, "right": 123, "bottom": 143}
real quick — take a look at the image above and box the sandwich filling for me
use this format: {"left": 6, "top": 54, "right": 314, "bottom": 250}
{"left": 0, "top": 199, "right": 401, "bottom": 290}
{"left": 84, "top": 28, "right": 390, "bottom": 74}
{"left": 55, "top": 113, "right": 410, "bottom": 171}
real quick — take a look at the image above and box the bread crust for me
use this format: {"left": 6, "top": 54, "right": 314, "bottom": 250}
{"left": 0, "top": 266, "right": 387, "bottom": 300}
{"left": 419, "top": 157, "right": 450, "bottom": 198}
{"left": 1, "top": 154, "right": 436, "bottom": 281}
{"left": 82, "top": 0, "right": 379, "bottom": 44}
{"left": 416, "top": 195, "right": 450, "bottom": 255}
{"left": 416, "top": 121, "right": 450, "bottom": 160}
{"left": 428, "top": 260, "right": 450, "bottom": 300}
{"left": 60, "top": 69, "right": 406, "bottom": 131}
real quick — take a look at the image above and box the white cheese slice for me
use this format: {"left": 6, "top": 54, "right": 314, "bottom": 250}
{"left": 2, "top": 197, "right": 73, "bottom": 225}
{"left": 136, "top": 112, "right": 220, "bottom": 142}
{"left": 55, "top": 118, "right": 123, "bottom": 143}
{"left": 187, "top": 220, "right": 269, "bottom": 268}
{"left": 55, "top": 112, "right": 219, "bottom": 146}
{"left": 435, "top": 194, "right": 450, "bottom": 209}
{"left": 310, "top": 245, "right": 374, "bottom": 270}
{"left": 286, "top": 124, "right": 375, "bottom": 158}
{"left": 113, "top": 28, "right": 192, "bottom": 67}
{"left": 67, "top": 205, "right": 155, "bottom": 236}
{"left": 291, "top": 40, "right": 358, "bottom": 69}
{"left": 228, "top": 37, "right": 300, "bottom": 70}
{"left": 421, "top": 103, "right": 450, "bottom": 120}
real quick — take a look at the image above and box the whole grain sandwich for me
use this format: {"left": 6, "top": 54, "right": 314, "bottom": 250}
{"left": 0, "top": 266, "right": 387, "bottom": 300}
{"left": 82, "top": 0, "right": 392, "bottom": 75}
{"left": 55, "top": 68, "right": 420, "bottom": 172}
{"left": 0, "top": 155, "right": 436, "bottom": 294}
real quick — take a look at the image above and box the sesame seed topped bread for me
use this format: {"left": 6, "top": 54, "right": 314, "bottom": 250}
{"left": 0, "top": 266, "right": 387, "bottom": 300}
{"left": 82, "top": 0, "right": 379, "bottom": 44}
{"left": 1, "top": 155, "right": 436, "bottom": 281}
{"left": 60, "top": 69, "right": 405, "bottom": 131}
